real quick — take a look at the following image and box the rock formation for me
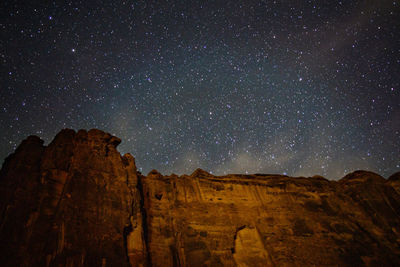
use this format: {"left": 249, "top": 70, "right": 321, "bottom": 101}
{"left": 0, "top": 129, "right": 399, "bottom": 266}
{"left": 0, "top": 129, "right": 146, "bottom": 266}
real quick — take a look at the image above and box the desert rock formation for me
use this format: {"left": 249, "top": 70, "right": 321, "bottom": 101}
{"left": 0, "top": 129, "right": 399, "bottom": 266}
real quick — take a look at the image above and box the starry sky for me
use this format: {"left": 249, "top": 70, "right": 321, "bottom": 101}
{"left": 1, "top": 0, "right": 399, "bottom": 179}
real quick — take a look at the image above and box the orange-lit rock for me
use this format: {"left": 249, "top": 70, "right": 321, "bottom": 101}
{"left": 0, "top": 129, "right": 399, "bottom": 266}
{"left": 141, "top": 170, "right": 400, "bottom": 266}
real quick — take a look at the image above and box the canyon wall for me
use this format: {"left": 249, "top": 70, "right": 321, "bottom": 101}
{"left": 0, "top": 129, "right": 146, "bottom": 266}
{"left": 0, "top": 129, "right": 399, "bottom": 266}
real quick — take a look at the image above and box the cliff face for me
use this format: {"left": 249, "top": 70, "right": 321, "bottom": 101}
{"left": 142, "top": 169, "right": 400, "bottom": 267}
{"left": 0, "top": 129, "right": 400, "bottom": 266}
{"left": 0, "top": 129, "right": 146, "bottom": 266}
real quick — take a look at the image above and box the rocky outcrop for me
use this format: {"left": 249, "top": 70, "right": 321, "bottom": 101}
{"left": 0, "top": 129, "right": 400, "bottom": 266}
{"left": 141, "top": 171, "right": 400, "bottom": 266}
{"left": 0, "top": 129, "right": 146, "bottom": 266}
{"left": 388, "top": 172, "right": 400, "bottom": 194}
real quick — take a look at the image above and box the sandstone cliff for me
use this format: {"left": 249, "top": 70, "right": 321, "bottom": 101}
{"left": 0, "top": 129, "right": 399, "bottom": 266}
{"left": 0, "top": 129, "right": 146, "bottom": 266}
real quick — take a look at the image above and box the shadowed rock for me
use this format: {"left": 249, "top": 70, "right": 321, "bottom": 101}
{"left": 1, "top": 129, "right": 400, "bottom": 266}
{"left": 0, "top": 129, "right": 146, "bottom": 267}
{"left": 388, "top": 171, "right": 400, "bottom": 181}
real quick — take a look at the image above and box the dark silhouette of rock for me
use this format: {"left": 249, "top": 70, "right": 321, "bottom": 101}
{"left": 388, "top": 172, "right": 400, "bottom": 194}
{"left": 388, "top": 172, "right": 400, "bottom": 181}
{"left": 0, "top": 129, "right": 146, "bottom": 266}
{"left": 190, "top": 168, "right": 213, "bottom": 178}
{"left": 1, "top": 129, "right": 400, "bottom": 266}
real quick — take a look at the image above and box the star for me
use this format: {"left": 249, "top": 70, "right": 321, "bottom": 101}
{"left": 0, "top": 1, "right": 399, "bottom": 179}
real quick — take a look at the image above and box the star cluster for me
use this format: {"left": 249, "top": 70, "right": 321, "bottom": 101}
{"left": 1, "top": 0, "right": 399, "bottom": 179}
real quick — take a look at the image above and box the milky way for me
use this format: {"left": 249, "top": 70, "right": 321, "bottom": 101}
{"left": 1, "top": 1, "right": 399, "bottom": 179}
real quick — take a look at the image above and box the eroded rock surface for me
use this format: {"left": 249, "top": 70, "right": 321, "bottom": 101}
{"left": 1, "top": 129, "right": 400, "bottom": 266}
{"left": 141, "top": 170, "right": 400, "bottom": 266}
{"left": 0, "top": 129, "right": 146, "bottom": 266}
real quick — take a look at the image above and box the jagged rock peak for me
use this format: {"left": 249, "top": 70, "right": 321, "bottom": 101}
{"left": 87, "top": 128, "right": 121, "bottom": 147}
{"left": 191, "top": 168, "right": 213, "bottom": 178}
{"left": 13, "top": 135, "right": 44, "bottom": 154}
{"left": 122, "top": 153, "right": 135, "bottom": 166}
{"left": 6, "top": 135, "right": 44, "bottom": 157}
{"left": 147, "top": 169, "right": 163, "bottom": 179}
{"left": 50, "top": 128, "right": 122, "bottom": 148}
{"left": 0, "top": 128, "right": 143, "bottom": 266}
{"left": 50, "top": 128, "right": 76, "bottom": 144}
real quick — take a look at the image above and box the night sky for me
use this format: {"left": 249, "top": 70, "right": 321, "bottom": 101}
{"left": 1, "top": 1, "right": 399, "bottom": 179}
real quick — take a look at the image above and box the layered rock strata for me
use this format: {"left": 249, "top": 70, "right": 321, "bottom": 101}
{"left": 0, "top": 129, "right": 400, "bottom": 266}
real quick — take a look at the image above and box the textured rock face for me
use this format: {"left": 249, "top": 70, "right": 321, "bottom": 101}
{"left": 1, "top": 129, "right": 400, "bottom": 266}
{"left": 141, "top": 169, "right": 400, "bottom": 266}
{"left": 0, "top": 129, "right": 146, "bottom": 266}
